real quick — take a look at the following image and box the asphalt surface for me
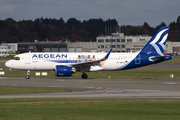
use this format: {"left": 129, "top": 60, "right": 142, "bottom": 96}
{"left": 0, "top": 62, "right": 180, "bottom": 98}
{"left": 0, "top": 77, "right": 180, "bottom": 98}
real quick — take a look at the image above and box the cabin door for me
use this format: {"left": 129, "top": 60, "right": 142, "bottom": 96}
{"left": 25, "top": 54, "right": 30, "bottom": 64}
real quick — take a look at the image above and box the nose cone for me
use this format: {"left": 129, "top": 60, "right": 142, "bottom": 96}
{"left": 5, "top": 61, "right": 12, "bottom": 68}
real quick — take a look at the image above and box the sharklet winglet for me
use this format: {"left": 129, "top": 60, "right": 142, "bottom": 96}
{"left": 104, "top": 49, "right": 112, "bottom": 60}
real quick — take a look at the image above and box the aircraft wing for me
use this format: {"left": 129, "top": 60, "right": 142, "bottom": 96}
{"left": 71, "top": 49, "right": 112, "bottom": 71}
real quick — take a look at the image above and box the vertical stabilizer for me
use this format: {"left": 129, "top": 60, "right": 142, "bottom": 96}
{"left": 121, "top": 26, "right": 172, "bottom": 70}
{"left": 140, "top": 26, "right": 169, "bottom": 56}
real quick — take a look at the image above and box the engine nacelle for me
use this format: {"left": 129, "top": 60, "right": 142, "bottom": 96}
{"left": 55, "top": 65, "right": 72, "bottom": 76}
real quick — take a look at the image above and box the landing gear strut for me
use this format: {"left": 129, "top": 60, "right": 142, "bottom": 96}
{"left": 26, "top": 70, "right": 30, "bottom": 79}
{"left": 81, "top": 73, "right": 88, "bottom": 79}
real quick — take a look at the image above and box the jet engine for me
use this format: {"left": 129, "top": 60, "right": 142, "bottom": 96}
{"left": 55, "top": 65, "right": 72, "bottom": 76}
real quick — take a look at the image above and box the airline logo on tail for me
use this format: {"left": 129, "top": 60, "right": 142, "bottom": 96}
{"left": 150, "top": 27, "right": 169, "bottom": 56}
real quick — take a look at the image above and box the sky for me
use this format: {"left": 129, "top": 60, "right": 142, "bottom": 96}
{"left": 0, "top": 0, "right": 179, "bottom": 27}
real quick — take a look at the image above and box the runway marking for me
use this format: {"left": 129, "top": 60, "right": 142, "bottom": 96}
{"left": 164, "top": 82, "right": 177, "bottom": 85}
{"left": 56, "top": 80, "right": 65, "bottom": 81}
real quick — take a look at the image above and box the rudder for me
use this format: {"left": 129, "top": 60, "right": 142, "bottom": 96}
{"left": 140, "top": 26, "right": 169, "bottom": 56}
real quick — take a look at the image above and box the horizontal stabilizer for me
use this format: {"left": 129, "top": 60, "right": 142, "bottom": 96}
{"left": 149, "top": 55, "right": 173, "bottom": 62}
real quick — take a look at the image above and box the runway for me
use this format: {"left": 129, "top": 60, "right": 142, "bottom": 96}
{"left": 0, "top": 77, "right": 180, "bottom": 98}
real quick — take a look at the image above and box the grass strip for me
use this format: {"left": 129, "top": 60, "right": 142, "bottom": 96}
{"left": 0, "top": 98, "right": 180, "bottom": 120}
{"left": 0, "top": 86, "right": 76, "bottom": 95}
{"left": 2, "top": 67, "right": 180, "bottom": 80}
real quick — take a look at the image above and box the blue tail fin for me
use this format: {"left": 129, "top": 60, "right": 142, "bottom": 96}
{"left": 121, "top": 26, "right": 171, "bottom": 70}
{"left": 140, "top": 26, "right": 169, "bottom": 56}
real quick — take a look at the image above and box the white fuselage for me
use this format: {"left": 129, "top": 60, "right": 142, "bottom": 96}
{"left": 5, "top": 52, "right": 139, "bottom": 71}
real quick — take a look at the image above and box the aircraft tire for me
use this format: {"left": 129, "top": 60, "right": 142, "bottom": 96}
{"left": 26, "top": 75, "right": 30, "bottom": 79}
{"left": 81, "top": 74, "right": 88, "bottom": 79}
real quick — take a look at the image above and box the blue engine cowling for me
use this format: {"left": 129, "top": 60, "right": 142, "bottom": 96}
{"left": 55, "top": 65, "right": 72, "bottom": 76}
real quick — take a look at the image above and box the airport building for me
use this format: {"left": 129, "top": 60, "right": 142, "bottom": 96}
{"left": 67, "top": 42, "right": 97, "bottom": 52}
{"left": 0, "top": 32, "right": 178, "bottom": 56}
{"left": 96, "top": 33, "right": 174, "bottom": 53}
{"left": 17, "top": 42, "right": 67, "bottom": 53}
{"left": 96, "top": 33, "right": 151, "bottom": 52}
{"left": 0, "top": 43, "right": 17, "bottom": 57}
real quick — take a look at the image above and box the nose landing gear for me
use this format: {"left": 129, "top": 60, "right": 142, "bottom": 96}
{"left": 26, "top": 70, "right": 30, "bottom": 79}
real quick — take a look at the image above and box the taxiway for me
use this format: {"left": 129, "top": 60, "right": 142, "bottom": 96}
{"left": 0, "top": 77, "right": 180, "bottom": 98}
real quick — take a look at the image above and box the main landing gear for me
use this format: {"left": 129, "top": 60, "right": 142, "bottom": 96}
{"left": 26, "top": 70, "right": 30, "bottom": 79}
{"left": 81, "top": 73, "right": 88, "bottom": 79}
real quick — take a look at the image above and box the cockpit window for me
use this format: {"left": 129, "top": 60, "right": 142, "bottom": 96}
{"left": 12, "top": 57, "right": 20, "bottom": 60}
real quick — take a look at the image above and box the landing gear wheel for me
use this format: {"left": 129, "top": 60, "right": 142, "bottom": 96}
{"left": 81, "top": 74, "right": 88, "bottom": 79}
{"left": 26, "top": 70, "right": 30, "bottom": 79}
{"left": 26, "top": 75, "right": 30, "bottom": 79}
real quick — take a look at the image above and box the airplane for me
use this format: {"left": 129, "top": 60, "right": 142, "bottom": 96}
{"left": 5, "top": 26, "right": 172, "bottom": 79}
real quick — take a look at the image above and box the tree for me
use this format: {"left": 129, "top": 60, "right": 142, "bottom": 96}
{"left": 73, "top": 34, "right": 81, "bottom": 42}
{"left": 50, "top": 34, "right": 57, "bottom": 41}
{"left": 177, "top": 16, "right": 180, "bottom": 27}
{"left": 4, "top": 33, "right": 11, "bottom": 43}
{"left": 11, "top": 36, "right": 19, "bottom": 43}
{"left": 1, "top": 16, "right": 180, "bottom": 43}
{"left": 66, "top": 18, "right": 81, "bottom": 29}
